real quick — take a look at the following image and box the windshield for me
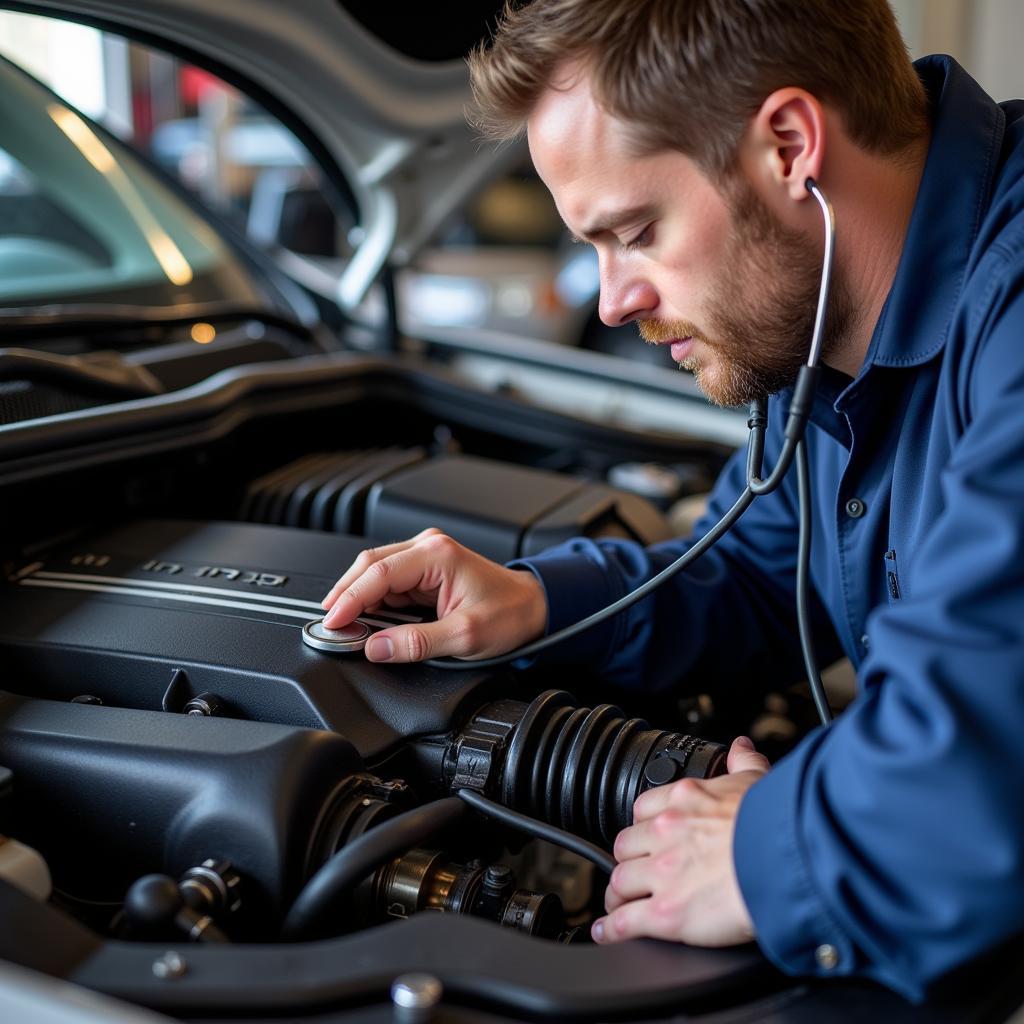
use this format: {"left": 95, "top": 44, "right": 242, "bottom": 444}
{"left": 0, "top": 57, "right": 268, "bottom": 312}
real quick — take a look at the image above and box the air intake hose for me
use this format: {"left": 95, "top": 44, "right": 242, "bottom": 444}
{"left": 441, "top": 690, "right": 727, "bottom": 848}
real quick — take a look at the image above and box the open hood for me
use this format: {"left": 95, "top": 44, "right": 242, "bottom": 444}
{"left": 11, "top": 0, "right": 521, "bottom": 309}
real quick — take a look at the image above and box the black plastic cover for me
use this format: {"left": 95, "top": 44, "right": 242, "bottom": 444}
{"left": 0, "top": 520, "right": 497, "bottom": 760}
{"left": 239, "top": 447, "right": 428, "bottom": 532}
{"left": 0, "top": 692, "right": 360, "bottom": 914}
{"left": 364, "top": 453, "right": 672, "bottom": 562}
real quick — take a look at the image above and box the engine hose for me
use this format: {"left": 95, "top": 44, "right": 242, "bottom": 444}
{"left": 282, "top": 797, "right": 468, "bottom": 940}
{"left": 457, "top": 788, "right": 615, "bottom": 875}
{"left": 500, "top": 691, "right": 726, "bottom": 847}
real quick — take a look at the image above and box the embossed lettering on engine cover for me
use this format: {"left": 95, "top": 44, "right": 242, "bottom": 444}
{"left": 195, "top": 566, "right": 289, "bottom": 587}
{"left": 140, "top": 560, "right": 288, "bottom": 587}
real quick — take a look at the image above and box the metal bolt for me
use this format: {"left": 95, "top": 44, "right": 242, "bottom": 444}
{"left": 484, "top": 864, "right": 512, "bottom": 888}
{"left": 152, "top": 950, "right": 187, "bottom": 980}
{"left": 183, "top": 693, "right": 223, "bottom": 717}
{"left": 391, "top": 972, "right": 442, "bottom": 1022}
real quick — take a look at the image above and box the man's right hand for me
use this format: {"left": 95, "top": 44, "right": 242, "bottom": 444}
{"left": 320, "top": 528, "right": 548, "bottom": 663}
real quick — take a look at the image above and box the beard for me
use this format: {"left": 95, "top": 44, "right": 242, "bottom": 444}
{"left": 639, "top": 182, "right": 852, "bottom": 407}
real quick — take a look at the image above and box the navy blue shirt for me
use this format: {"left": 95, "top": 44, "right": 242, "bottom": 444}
{"left": 514, "top": 57, "right": 1024, "bottom": 1000}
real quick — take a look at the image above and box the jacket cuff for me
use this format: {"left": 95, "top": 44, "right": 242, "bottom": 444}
{"left": 734, "top": 740, "right": 859, "bottom": 983}
{"left": 507, "top": 540, "right": 625, "bottom": 669}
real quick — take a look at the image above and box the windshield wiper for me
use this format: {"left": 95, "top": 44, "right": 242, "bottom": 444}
{"left": 0, "top": 348, "right": 164, "bottom": 399}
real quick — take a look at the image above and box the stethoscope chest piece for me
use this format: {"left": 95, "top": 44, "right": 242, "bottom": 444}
{"left": 302, "top": 618, "right": 371, "bottom": 653}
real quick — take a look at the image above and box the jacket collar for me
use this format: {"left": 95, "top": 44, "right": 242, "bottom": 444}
{"left": 864, "top": 55, "right": 1004, "bottom": 369}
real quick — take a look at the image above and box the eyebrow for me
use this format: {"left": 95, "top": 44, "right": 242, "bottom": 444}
{"left": 570, "top": 204, "right": 657, "bottom": 243}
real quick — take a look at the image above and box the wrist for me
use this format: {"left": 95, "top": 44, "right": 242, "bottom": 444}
{"left": 510, "top": 567, "right": 548, "bottom": 643}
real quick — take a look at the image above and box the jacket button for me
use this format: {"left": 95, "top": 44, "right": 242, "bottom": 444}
{"left": 845, "top": 497, "right": 866, "bottom": 519}
{"left": 815, "top": 943, "right": 840, "bottom": 970}
{"left": 860, "top": 633, "right": 870, "bottom": 652}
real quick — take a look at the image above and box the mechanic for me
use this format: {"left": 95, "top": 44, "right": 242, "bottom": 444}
{"left": 321, "top": 0, "right": 1024, "bottom": 1001}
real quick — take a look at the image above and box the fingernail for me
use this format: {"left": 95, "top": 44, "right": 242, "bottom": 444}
{"left": 367, "top": 635, "right": 394, "bottom": 661}
{"left": 322, "top": 606, "right": 336, "bottom": 626}
{"left": 735, "top": 735, "right": 754, "bottom": 749}
{"left": 591, "top": 919, "right": 605, "bottom": 942}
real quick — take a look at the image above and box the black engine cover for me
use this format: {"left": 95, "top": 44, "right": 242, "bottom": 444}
{"left": 0, "top": 692, "right": 362, "bottom": 914}
{"left": 0, "top": 520, "right": 499, "bottom": 760}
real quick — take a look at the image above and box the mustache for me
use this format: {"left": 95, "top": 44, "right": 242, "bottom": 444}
{"left": 637, "top": 319, "right": 708, "bottom": 345}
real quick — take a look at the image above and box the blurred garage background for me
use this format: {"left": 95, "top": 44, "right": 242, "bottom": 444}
{"left": 1, "top": 1, "right": 1020, "bottom": 365}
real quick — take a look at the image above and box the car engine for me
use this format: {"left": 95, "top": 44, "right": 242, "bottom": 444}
{"left": 0, "top": 513, "right": 725, "bottom": 937}
{"left": 3, "top": 357, "right": 1012, "bottom": 1023}
{"left": 0, "top": 368, "right": 782, "bottom": 1022}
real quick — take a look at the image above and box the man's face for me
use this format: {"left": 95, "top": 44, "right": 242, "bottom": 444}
{"left": 527, "top": 66, "right": 840, "bottom": 406}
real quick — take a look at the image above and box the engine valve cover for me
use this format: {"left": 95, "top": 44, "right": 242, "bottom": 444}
{"left": 0, "top": 520, "right": 496, "bottom": 759}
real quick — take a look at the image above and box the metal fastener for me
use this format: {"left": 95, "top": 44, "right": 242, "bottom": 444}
{"left": 815, "top": 943, "right": 840, "bottom": 970}
{"left": 484, "top": 864, "right": 512, "bottom": 887}
{"left": 391, "top": 972, "right": 443, "bottom": 1021}
{"left": 844, "top": 497, "right": 866, "bottom": 519}
{"left": 152, "top": 950, "right": 187, "bottom": 980}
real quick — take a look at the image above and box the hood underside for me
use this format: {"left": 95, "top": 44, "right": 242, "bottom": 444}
{"left": 8, "top": 0, "right": 524, "bottom": 308}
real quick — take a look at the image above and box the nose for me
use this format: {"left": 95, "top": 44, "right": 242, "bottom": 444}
{"left": 597, "top": 258, "right": 659, "bottom": 327}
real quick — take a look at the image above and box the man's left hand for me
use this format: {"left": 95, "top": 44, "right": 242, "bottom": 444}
{"left": 592, "top": 736, "right": 770, "bottom": 947}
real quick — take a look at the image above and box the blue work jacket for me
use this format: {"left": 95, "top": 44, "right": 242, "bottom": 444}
{"left": 514, "top": 57, "right": 1024, "bottom": 1000}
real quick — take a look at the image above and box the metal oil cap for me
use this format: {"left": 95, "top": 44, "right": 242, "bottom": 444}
{"left": 302, "top": 618, "right": 371, "bottom": 653}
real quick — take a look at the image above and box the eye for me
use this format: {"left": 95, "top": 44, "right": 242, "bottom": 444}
{"left": 623, "top": 225, "right": 654, "bottom": 252}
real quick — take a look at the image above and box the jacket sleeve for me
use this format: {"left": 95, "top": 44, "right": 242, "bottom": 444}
{"left": 734, "top": 265, "right": 1024, "bottom": 1001}
{"left": 510, "top": 405, "right": 841, "bottom": 694}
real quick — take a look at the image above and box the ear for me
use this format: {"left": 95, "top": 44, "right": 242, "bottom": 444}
{"left": 742, "top": 88, "right": 826, "bottom": 203}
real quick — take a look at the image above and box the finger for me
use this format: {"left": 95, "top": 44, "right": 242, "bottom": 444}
{"left": 364, "top": 613, "right": 477, "bottom": 663}
{"left": 604, "top": 887, "right": 625, "bottom": 914}
{"left": 613, "top": 810, "right": 691, "bottom": 861}
{"left": 592, "top": 897, "right": 678, "bottom": 944}
{"left": 360, "top": 595, "right": 416, "bottom": 616}
{"left": 605, "top": 858, "right": 653, "bottom": 912}
{"left": 320, "top": 528, "right": 442, "bottom": 609}
{"left": 321, "top": 543, "right": 408, "bottom": 611}
{"left": 726, "top": 736, "right": 771, "bottom": 775}
{"left": 632, "top": 777, "right": 716, "bottom": 823}
{"left": 323, "top": 543, "right": 445, "bottom": 629}
{"left": 615, "top": 811, "right": 723, "bottom": 863}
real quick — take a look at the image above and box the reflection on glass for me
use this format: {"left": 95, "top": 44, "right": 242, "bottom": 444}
{"left": 47, "top": 104, "right": 193, "bottom": 286}
{"left": 0, "top": 53, "right": 267, "bottom": 313}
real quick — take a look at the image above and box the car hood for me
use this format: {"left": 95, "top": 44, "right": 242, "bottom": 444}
{"left": 13, "top": 0, "right": 521, "bottom": 310}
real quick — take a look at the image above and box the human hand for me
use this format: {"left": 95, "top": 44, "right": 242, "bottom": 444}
{"left": 320, "top": 528, "right": 548, "bottom": 662}
{"left": 592, "top": 736, "right": 770, "bottom": 947}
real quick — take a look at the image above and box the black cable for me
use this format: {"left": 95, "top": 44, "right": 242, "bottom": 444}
{"left": 748, "top": 433, "right": 797, "bottom": 495}
{"left": 745, "top": 398, "right": 768, "bottom": 483}
{"left": 423, "top": 417, "right": 763, "bottom": 671}
{"left": 457, "top": 788, "right": 616, "bottom": 876}
{"left": 281, "top": 797, "right": 468, "bottom": 940}
{"left": 796, "top": 437, "right": 832, "bottom": 726}
{"left": 424, "top": 393, "right": 774, "bottom": 671}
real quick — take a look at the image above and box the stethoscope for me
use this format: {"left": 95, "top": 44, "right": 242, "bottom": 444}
{"left": 312, "top": 178, "right": 835, "bottom": 728}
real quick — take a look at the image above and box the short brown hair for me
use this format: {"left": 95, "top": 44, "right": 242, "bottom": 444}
{"left": 469, "top": 0, "right": 928, "bottom": 174}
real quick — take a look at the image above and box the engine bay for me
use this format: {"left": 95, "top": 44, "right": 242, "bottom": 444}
{"left": 0, "top": 515, "right": 767, "bottom": 1017}
{"left": 0, "top": 358, "right": 1018, "bottom": 1022}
